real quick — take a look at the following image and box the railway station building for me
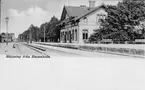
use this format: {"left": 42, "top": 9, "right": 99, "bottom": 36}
{"left": 59, "top": 0, "right": 107, "bottom": 44}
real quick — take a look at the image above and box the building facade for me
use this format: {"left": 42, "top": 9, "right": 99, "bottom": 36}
{"left": 0, "top": 33, "right": 15, "bottom": 42}
{"left": 59, "top": 1, "right": 107, "bottom": 44}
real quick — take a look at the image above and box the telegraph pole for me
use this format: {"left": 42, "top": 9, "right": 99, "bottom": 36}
{"left": 43, "top": 25, "right": 45, "bottom": 42}
{"left": 29, "top": 29, "right": 32, "bottom": 43}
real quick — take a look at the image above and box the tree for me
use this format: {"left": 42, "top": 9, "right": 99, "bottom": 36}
{"left": 46, "top": 16, "right": 60, "bottom": 42}
{"left": 30, "top": 25, "right": 39, "bottom": 41}
{"left": 89, "top": 0, "right": 145, "bottom": 42}
{"left": 18, "top": 16, "right": 61, "bottom": 42}
{"left": 18, "top": 24, "right": 39, "bottom": 42}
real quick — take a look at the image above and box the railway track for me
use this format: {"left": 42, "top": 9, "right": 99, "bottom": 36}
{"left": 16, "top": 43, "right": 50, "bottom": 57}
{"left": 15, "top": 43, "right": 23, "bottom": 55}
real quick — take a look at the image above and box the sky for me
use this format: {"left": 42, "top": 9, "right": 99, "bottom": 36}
{"left": 1, "top": 0, "right": 121, "bottom": 38}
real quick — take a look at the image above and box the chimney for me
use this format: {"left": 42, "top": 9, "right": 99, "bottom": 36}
{"left": 89, "top": 0, "right": 95, "bottom": 9}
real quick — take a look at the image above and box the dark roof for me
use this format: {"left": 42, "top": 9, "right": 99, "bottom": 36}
{"left": 59, "top": 4, "right": 107, "bottom": 25}
{"left": 65, "top": 6, "right": 90, "bottom": 17}
{"left": 74, "top": 4, "right": 106, "bottom": 21}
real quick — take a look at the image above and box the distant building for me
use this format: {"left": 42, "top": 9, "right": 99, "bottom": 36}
{"left": 59, "top": 1, "right": 107, "bottom": 44}
{"left": 0, "top": 33, "right": 15, "bottom": 42}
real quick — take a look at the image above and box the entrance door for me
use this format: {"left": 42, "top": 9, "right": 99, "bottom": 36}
{"left": 64, "top": 33, "right": 67, "bottom": 43}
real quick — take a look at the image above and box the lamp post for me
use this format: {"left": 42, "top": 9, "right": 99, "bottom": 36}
{"left": 5, "top": 17, "right": 9, "bottom": 45}
{"left": 0, "top": 0, "right": 1, "bottom": 34}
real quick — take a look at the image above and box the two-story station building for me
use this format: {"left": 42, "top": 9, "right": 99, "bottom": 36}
{"left": 59, "top": 0, "right": 107, "bottom": 44}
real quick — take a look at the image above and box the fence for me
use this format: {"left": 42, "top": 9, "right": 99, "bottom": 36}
{"left": 36, "top": 42, "right": 145, "bottom": 58}
{"left": 79, "top": 45, "right": 145, "bottom": 57}
{"left": 87, "top": 39, "right": 145, "bottom": 44}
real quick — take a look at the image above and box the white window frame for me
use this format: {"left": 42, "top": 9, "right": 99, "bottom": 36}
{"left": 82, "top": 29, "right": 88, "bottom": 40}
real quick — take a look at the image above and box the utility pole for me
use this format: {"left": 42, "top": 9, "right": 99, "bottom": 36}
{"left": 29, "top": 29, "right": 32, "bottom": 43}
{"left": 37, "top": 28, "right": 39, "bottom": 42}
{"left": 43, "top": 25, "right": 45, "bottom": 42}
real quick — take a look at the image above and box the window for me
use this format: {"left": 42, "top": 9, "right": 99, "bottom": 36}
{"left": 65, "top": 32, "right": 67, "bottom": 42}
{"left": 69, "top": 31, "right": 71, "bottom": 41}
{"left": 67, "top": 31, "right": 69, "bottom": 40}
{"left": 83, "top": 17, "right": 88, "bottom": 24}
{"left": 75, "top": 29, "right": 77, "bottom": 41}
{"left": 66, "top": 31, "right": 68, "bottom": 40}
{"left": 72, "top": 30, "right": 74, "bottom": 41}
{"left": 83, "top": 29, "right": 88, "bottom": 40}
{"left": 96, "top": 14, "right": 106, "bottom": 23}
{"left": 93, "top": 29, "right": 97, "bottom": 33}
{"left": 60, "top": 32, "right": 62, "bottom": 40}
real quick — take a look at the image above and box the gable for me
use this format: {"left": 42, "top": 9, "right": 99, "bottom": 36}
{"left": 75, "top": 5, "right": 107, "bottom": 21}
{"left": 60, "top": 6, "right": 90, "bottom": 21}
{"left": 87, "top": 8, "right": 107, "bottom": 20}
{"left": 65, "top": 14, "right": 69, "bottom": 19}
{"left": 78, "top": 7, "right": 107, "bottom": 26}
{"left": 85, "top": 8, "right": 107, "bottom": 23}
{"left": 60, "top": 7, "right": 69, "bottom": 21}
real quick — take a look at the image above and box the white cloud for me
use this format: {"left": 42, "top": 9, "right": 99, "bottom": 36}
{"left": 6, "top": 6, "right": 52, "bottom": 38}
